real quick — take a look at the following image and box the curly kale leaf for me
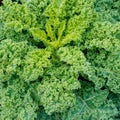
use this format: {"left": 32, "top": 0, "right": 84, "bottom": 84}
{"left": 83, "top": 20, "right": 120, "bottom": 93}
{"left": 20, "top": 0, "right": 51, "bottom": 29}
{"left": 108, "top": 93, "right": 120, "bottom": 119}
{"left": 0, "top": 79, "right": 38, "bottom": 120}
{"left": 0, "top": 0, "right": 36, "bottom": 41}
{"left": 105, "top": 51, "right": 120, "bottom": 93}
{"left": 0, "top": 39, "right": 33, "bottom": 82}
{"left": 0, "top": 0, "right": 120, "bottom": 119}
{"left": 57, "top": 46, "right": 104, "bottom": 89}
{"left": 85, "top": 21, "right": 120, "bottom": 52}
{"left": 20, "top": 48, "right": 51, "bottom": 82}
{"left": 0, "top": 39, "right": 51, "bottom": 119}
{"left": 37, "top": 64, "right": 80, "bottom": 115}
{"left": 0, "top": 39, "right": 51, "bottom": 82}
{"left": 30, "top": 0, "right": 95, "bottom": 49}
{"left": 62, "top": 82, "right": 118, "bottom": 120}
{"left": 95, "top": 0, "right": 120, "bottom": 22}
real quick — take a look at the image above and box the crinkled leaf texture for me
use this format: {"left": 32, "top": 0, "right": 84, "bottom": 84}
{"left": 0, "top": 39, "right": 51, "bottom": 120}
{"left": 0, "top": 0, "right": 36, "bottom": 42}
{"left": 95, "top": 0, "right": 120, "bottom": 22}
{"left": 62, "top": 82, "right": 118, "bottom": 120}
{"left": 0, "top": 39, "right": 51, "bottom": 82}
{"left": 36, "top": 82, "right": 119, "bottom": 120}
{"left": 0, "top": 0, "right": 120, "bottom": 120}
{"left": 37, "top": 64, "right": 80, "bottom": 115}
{"left": 0, "top": 79, "right": 38, "bottom": 120}
{"left": 30, "top": 0, "right": 95, "bottom": 49}
{"left": 83, "top": 21, "right": 120, "bottom": 93}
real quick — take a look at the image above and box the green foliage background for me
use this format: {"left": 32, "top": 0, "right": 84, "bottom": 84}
{"left": 0, "top": 0, "right": 120, "bottom": 120}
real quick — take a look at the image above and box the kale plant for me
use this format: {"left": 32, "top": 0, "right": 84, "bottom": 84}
{"left": 0, "top": 0, "right": 120, "bottom": 120}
